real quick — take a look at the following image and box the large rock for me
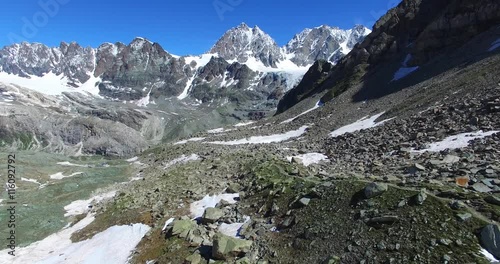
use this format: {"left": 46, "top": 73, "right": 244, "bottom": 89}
{"left": 485, "top": 195, "right": 500, "bottom": 206}
{"left": 212, "top": 233, "right": 253, "bottom": 260}
{"left": 171, "top": 220, "right": 197, "bottom": 239}
{"left": 202, "top": 208, "right": 224, "bottom": 224}
{"left": 184, "top": 253, "right": 203, "bottom": 264}
{"left": 472, "top": 182, "right": 492, "bottom": 193}
{"left": 364, "top": 182, "right": 389, "bottom": 199}
{"left": 480, "top": 224, "right": 500, "bottom": 260}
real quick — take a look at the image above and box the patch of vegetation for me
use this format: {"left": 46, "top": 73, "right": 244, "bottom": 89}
{"left": 249, "top": 180, "right": 490, "bottom": 263}
{"left": 70, "top": 194, "right": 150, "bottom": 243}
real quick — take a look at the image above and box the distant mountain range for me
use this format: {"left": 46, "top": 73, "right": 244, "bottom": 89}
{"left": 0, "top": 23, "right": 370, "bottom": 106}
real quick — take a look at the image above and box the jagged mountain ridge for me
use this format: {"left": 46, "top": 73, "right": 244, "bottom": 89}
{"left": 285, "top": 24, "right": 371, "bottom": 66}
{"left": 210, "top": 22, "right": 372, "bottom": 68}
{"left": 0, "top": 23, "right": 370, "bottom": 105}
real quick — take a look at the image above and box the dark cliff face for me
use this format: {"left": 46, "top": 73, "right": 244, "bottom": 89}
{"left": 96, "top": 38, "right": 187, "bottom": 100}
{"left": 276, "top": 60, "right": 333, "bottom": 114}
{"left": 276, "top": 0, "right": 500, "bottom": 114}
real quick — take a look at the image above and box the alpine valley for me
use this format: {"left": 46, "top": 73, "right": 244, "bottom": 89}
{"left": 1, "top": 0, "right": 500, "bottom": 263}
{"left": 0, "top": 23, "right": 370, "bottom": 156}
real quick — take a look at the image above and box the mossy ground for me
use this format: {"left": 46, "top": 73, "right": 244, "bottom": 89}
{"left": 246, "top": 177, "right": 490, "bottom": 263}
{"left": 66, "top": 152, "right": 495, "bottom": 263}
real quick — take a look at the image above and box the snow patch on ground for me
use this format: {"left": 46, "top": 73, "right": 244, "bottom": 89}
{"left": 489, "top": 38, "right": 500, "bottom": 52}
{"left": 412, "top": 131, "right": 499, "bottom": 153}
{"left": 391, "top": 54, "right": 419, "bottom": 81}
{"left": 392, "top": 66, "right": 419, "bottom": 81}
{"left": 281, "top": 101, "right": 321, "bottom": 124}
{"left": 39, "top": 223, "right": 150, "bottom": 264}
{"left": 208, "top": 126, "right": 309, "bottom": 145}
{"left": 234, "top": 121, "right": 256, "bottom": 127}
{"left": 21, "top": 177, "right": 42, "bottom": 185}
{"left": 286, "top": 153, "right": 329, "bottom": 166}
{"left": 219, "top": 216, "right": 251, "bottom": 238}
{"left": 189, "top": 193, "right": 240, "bottom": 219}
{"left": 0, "top": 212, "right": 150, "bottom": 264}
{"left": 50, "top": 172, "right": 84, "bottom": 180}
{"left": 56, "top": 161, "right": 89, "bottom": 167}
{"left": 174, "top": 137, "right": 206, "bottom": 145}
{"left": 207, "top": 127, "right": 236, "bottom": 134}
{"left": 207, "top": 128, "right": 225, "bottom": 134}
{"left": 480, "top": 247, "right": 499, "bottom": 263}
{"left": 64, "top": 191, "right": 117, "bottom": 217}
{"left": 162, "top": 218, "right": 175, "bottom": 231}
{"left": 330, "top": 113, "right": 392, "bottom": 137}
{"left": 126, "top": 156, "right": 138, "bottom": 162}
{"left": 164, "top": 154, "right": 200, "bottom": 169}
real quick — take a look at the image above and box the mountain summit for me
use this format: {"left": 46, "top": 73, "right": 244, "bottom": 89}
{"left": 209, "top": 23, "right": 284, "bottom": 67}
{"left": 285, "top": 24, "right": 372, "bottom": 66}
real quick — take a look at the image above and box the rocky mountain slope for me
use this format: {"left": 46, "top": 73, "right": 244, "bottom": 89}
{"left": 276, "top": 0, "right": 500, "bottom": 114}
{"left": 50, "top": 0, "right": 500, "bottom": 263}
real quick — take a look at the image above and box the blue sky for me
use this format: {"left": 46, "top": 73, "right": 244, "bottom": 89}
{"left": 0, "top": 0, "right": 399, "bottom": 55}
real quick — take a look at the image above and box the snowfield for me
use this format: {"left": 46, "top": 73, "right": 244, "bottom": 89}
{"left": 412, "top": 131, "right": 499, "bottom": 153}
{"left": 0, "top": 190, "right": 150, "bottom": 264}
{"left": 0, "top": 213, "right": 149, "bottom": 264}
{"left": 64, "top": 190, "right": 117, "bottom": 217}
{"left": 330, "top": 113, "right": 393, "bottom": 137}
{"left": 208, "top": 126, "right": 309, "bottom": 145}
{"left": 0, "top": 71, "right": 101, "bottom": 96}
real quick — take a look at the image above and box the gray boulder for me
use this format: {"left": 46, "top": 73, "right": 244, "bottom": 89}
{"left": 364, "top": 182, "right": 388, "bottom": 199}
{"left": 202, "top": 208, "right": 224, "bottom": 224}
{"left": 212, "top": 233, "right": 253, "bottom": 260}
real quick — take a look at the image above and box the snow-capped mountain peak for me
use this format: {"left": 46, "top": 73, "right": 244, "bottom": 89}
{"left": 285, "top": 24, "right": 371, "bottom": 66}
{"left": 209, "top": 23, "right": 284, "bottom": 67}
